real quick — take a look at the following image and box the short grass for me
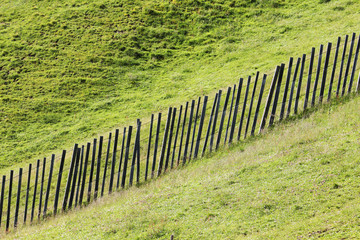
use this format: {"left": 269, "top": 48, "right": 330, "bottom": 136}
{"left": 1, "top": 0, "right": 360, "bottom": 171}
{"left": 6, "top": 92, "right": 360, "bottom": 239}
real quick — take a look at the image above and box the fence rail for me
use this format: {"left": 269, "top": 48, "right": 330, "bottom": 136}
{"left": 1, "top": 32, "right": 360, "bottom": 232}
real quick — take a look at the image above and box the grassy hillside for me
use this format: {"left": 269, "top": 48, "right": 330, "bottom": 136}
{"left": 1, "top": 0, "right": 360, "bottom": 169}
{"left": 6, "top": 93, "right": 360, "bottom": 239}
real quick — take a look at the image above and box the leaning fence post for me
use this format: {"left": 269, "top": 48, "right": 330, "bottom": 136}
{"left": 145, "top": 115, "right": 154, "bottom": 181}
{"left": 43, "top": 154, "right": 55, "bottom": 217}
{"left": 130, "top": 120, "right": 141, "bottom": 186}
{"left": 165, "top": 108, "right": 177, "bottom": 170}
{"left": 190, "top": 98, "right": 201, "bottom": 160}
{"left": 295, "top": 54, "right": 306, "bottom": 114}
{"left": 319, "top": 43, "right": 332, "bottom": 103}
{"left": 312, "top": 44, "right": 324, "bottom": 106}
{"left": 136, "top": 120, "right": 141, "bottom": 184}
{"left": 337, "top": 35, "right": 349, "bottom": 97}
{"left": 171, "top": 106, "right": 183, "bottom": 168}
{"left": 270, "top": 64, "right": 285, "bottom": 126}
{"left": 38, "top": 158, "right": 46, "bottom": 220}
{"left": 216, "top": 88, "right": 231, "bottom": 149}
{"left": 14, "top": 168, "right": 22, "bottom": 228}
{"left": 109, "top": 130, "right": 119, "bottom": 193}
{"left": 24, "top": 164, "right": 31, "bottom": 223}
{"left": 152, "top": 113, "right": 161, "bottom": 177}
{"left": 87, "top": 139, "right": 96, "bottom": 202}
{"left": 202, "top": 94, "right": 218, "bottom": 156}
{"left": 69, "top": 148, "right": 80, "bottom": 209}
{"left": 259, "top": 66, "right": 280, "bottom": 133}
{"left": 62, "top": 144, "right": 78, "bottom": 211}
{"left": 158, "top": 108, "right": 173, "bottom": 175}
{"left": 75, "top": 146, "right": 84, "bottom": 207}
{"left": 0, "top": 175, "right": 5, "bottom": 227}
{"left": 304, "top": 49, "right": 315, "bottom": 110}
{"left": 245, "top": 73, "right": 258, "bottom": 138}
{"left": 238, "top": 77, "right": 251, "bottom": 140}
{"left": 54, "top": 150, "right": 66, "bottom": 216}
{"left": 280, "top": 58, "right": 293, "bottom": 119}
{"left": 121, "top": 126, "right": 133, "bottom": 188}
{"left": 6, "top": 170, "right": 13, "bottom": 231}
{"left": 101, "top": 133, "right": 112, "bottom": 197}
{"left": 177, "top": 103, "right": 188, "bottom": 165}
{"left": 183, "top": 101, "right": 194, "bottom": 163}
{"left": 328, "top": 37, "right": 341, "bottom": 101}
{"left": 287, "top": 58, "right": 301, "bottom": 118}
{"left": 94, "top": 137, "right": 103, "bottom": 200}
{"left": 116, "top": 128, "right": 126, "bottom": 189}
{"left": 348, "top": 34, "right": 360, "bottom": 93}
{"left": 31, "top": 160, "right": 40, "bottom": 221}
{"left": 194, "top": 96, "right": 208, "bottom": 159}
{"left": 79, "top": 143, "right": 90, "bottom": 205}
{"left": 210, "top": 91, "right": 221, "bottom": 152}
{"left": 342, "top": 33, "right": 355, "bottom": 96}
{"left": 224, "top": 85, "right": 236, "bottom": 144}
{"left": 229, "top": 78, "right": 243, "bottom": 143}
{"left": 251, "top": 74, "right": 267, "bottom": 136}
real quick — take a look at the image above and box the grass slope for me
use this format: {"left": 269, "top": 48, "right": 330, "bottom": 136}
{"left": 7, "top": 95, "right": 360, "bottom": 239}
{"left": 1, "top": 0, "right": 360, "bottom": 169}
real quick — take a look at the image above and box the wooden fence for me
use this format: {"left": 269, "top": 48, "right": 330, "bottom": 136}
{"left": 1, "top": 32, "right": 360, "bottom": 232}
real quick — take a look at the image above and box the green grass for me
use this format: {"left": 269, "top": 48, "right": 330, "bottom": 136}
{"left": 6, "top": 91, "right": 360, "bottom": 239}
{"left": 1, "top": 0, "right": 360, "bottom": 171}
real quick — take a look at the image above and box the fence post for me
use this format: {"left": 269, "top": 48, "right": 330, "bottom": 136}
{"left": 269, "top": 64, "right": 285, "bottom": 126}
{"left": 194, "top": 96, "right": 208, "bottom": 159}
{"left": 116, "top": 128, "right": 126, "bottom": 189}
{"left": 280, "top": 58, "right": 293, "bottom": 119}
{"left": 259, "top": 66, "right": 280, "bottom": 133}
{"left": 79, "top": 143, "right": 90, "bottom": 205}
{"left": 158, "top": 108, "right": 173, "bottom": 175}
{"left": 238, "top": 77, "right": 251, "bottom": 140}
{"left": 224, "top": 85, "right": 236, "bottom": 144}
{"left": 87, "top": 139, "right": 96, "bottom": 202}
{"left": 69, "top": 148, "right": 80, "bottom": 209}
{"left": 24, "top": 164, "right": 31, "bottom": 223}
{"left": 190, "top": 98, "right": 201, "bottom": 160}
{"left": 245, "top": 73, "right": 258, "bottom": 138}
{"left": 210, "top": 91, "right": 221, "bottom": 152}
{"left": 101, "top": 133, "right": 112, "bottom": 197}
{"left": 202, "top": 94, "right": 218, "bottom": 156}
{"left": 109, "top": 130, "right": 119, "bottom": 193}
{"left": 130, "top": 120, "right": 141, "bottom": 186}
{"left": 54, "top": 150, "right": 66, "bottom": 216}
{"left": 348, "top": 34, "right": 360, "bottom": 93}
{"left": 342, "top": 33, "right": 355, "bottom": 96}
{"left": 216, "top": 88, "right": 231, "bottom": 149}
{"left": 0, "top": 176, "right": 5, "bottom": 227}
{"left": 14, "top": 168, "right": 22, "bottom": 228}
{"left": 121, "top": 126, "right": 133, "bottom": 188}
{"left": 62, "top": 144, "right": 78, "bottom": 211}
{"left": 145, "top": 115, "right": 154, "bottom": 181}
{"left": 319, "top": 43, "right": 332, "bottom": 103}
{"left": 229, "top": 78, "right": 243, "bottom": 143}
{"left": 75, "top": 146, "right": 84, "bottom": 207}
{"left": 328, "top": 37, "right": 341, "bottom": 101}
{"left": 6, "top": 170, "right": 13, "bottom": 231}
{"left": 43, "top": 154, "right": 55, "bottom": 217}
{"left": 31, "top": 159, "right": 40, "bottom": 221}
{"left": 312, "top": 44, "right": 324, "bottom": 106}
{"left": 251, "top": 74, "right": 267, "bottom": 136}
{"left": 136, "top": 120, "right": 141, "bottom": 184}
{"left": 171, "top": 106, "right": 182, "bottom": 168}
{"left": 337, "top": 35, "right": 348, "bottom": 97}
{"left": 152, "top": 113, "right": 161, "bottom": 177}
{"left": 38, "top": 158, "right": 46, "bottom": 220}
{"left": 304, "top": 49, "right": 315, "bottom": 110}
{"left": 295, "top": 54, "right": 306, "bottom": 114}
{"left": 287, "top": 58, "right": 301, "bottom": 118}
{"left": 94, "top": 136, "right": 103, "bottom": 200}
{"left": 177, "top": 103, "right": 188, "bottom": 165}
{"left": 165, "top": 108, "right": 177, "bottom": 170}
{"left": 183, "top": 101, "right": 194, "bottom": 163}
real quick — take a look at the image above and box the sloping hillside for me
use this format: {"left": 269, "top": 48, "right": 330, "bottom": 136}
{"left": 7, "top": 94, "right": 360, "bottom": 239}
{"left": 1, "top": 0, "right": 360, "bottom": 169}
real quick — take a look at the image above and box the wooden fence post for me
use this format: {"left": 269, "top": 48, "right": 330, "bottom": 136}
{"left": 136, "top": 120, "right": 141, "bottom": 184}
{"left": 54, "top": 150, "right": 66, "bottom": 216}
{"left": 43, "top": 154, "right": 55, "bottom": 217}
{"left": 216, "top": 87, "right": 231, "bottom": 149}
{"left": 75, "top": 147, "right": 84, "bottom": 207}
{"left": 101, "top": 133, "right": 112, "bottom": 197}
{"left": 87, "top": 139, "right": 96, "bottom": 202}
{"left": 251, "top": 74, "right": 267, "bottom": 136}
{"left": 202, "top": 94, "right": 218, "bottom": 156}
{"left": 319, "top": 43, "right": 332, "bottom": 103}
{"left": 24, "top": 164, "right": 31, "bottom": 222}
{"left": 304, "top": 49, "right": 315, "bottom": 110}
{"left": 79, "top": 143, "right": 90, "bottom": 205}
{"left": 229, "top": 78, "right": 243, "bottom": 143}
{"left": 171, "top": 106, "right": 183, "bottom": 168}
{"left": 190, "top": 98, "right": 201, "bottom": 160}
{"left": 94, "top": 137, "right": 103, "bottom": 200}
{"left": 183, "top": 101, "right": 194, "bottom": 163}
{"left": 165, "top": 108, "right": 177, "bottom": 170}
{"left": 177, "top": 103, "right": 188, "bottom": 165}
{"left": 348, "top": 34, "right": 360, "bottom": 93}
{"left": 152, "top": 113, "right": 161, "bottom": 177}
{"left": 145, "top": 115, "right": 154, "bottom": 181}
{"left": 121, "top": 126, "right": 133, "bottom": 188}
{"left": 69, "top": 148, "right": 80, "bottom": 209}
{"left": 224, "top": 85, "right": 236, "bottom": 144}
{"left": 259, "top": 66, "right": 280, "bottom": 133}
{"left": 210, "top": 91, "right": 221, "bottom": 152}
{"left": 109, "top": 130, "right": 119, "bottom": 193}
{"left": 328, "top": 37, "right": 341, "bottom": 101}
{"left": 238, "top": 77, "right": 251, "bottom": 140}
{"left": 63, "top": 144, "right": 78, "bottom": 211}
{"left": 337, "top": 35, "right": 349, "bottom": 97}
{"left": 0, "top": 176, "right": 5, "bottom": 227}
{"left": 280, "top": 58, "right": 293, "bottom": 119}
{"left": 312, "top": 44, "right": 324, "bottom": 106}
{"left": 6, "top": 170, "right": 13, "bottom": 231}
{"left": 244, "top": 73, "right": 258, "bottom": 138}
{"left": 158, "top": 108, "right": 173, "bottom": 175}
{"left": 14, "top": 168, "right": 22, "bottom": 228}
{"left": 287, "top": 58, "right": 301, "bottom": 118}
{"left": 342, "top": 33, "right": 355, "bottom": 96}
{"left": 116, "top": 128, "right": 126, "bottom": 189}
{"left": 31, "top": 160, "right": 40, "bottom": 221}
{"left": 38, "top": 158, "right": 46, "bottom": 219}
{"left": 269, "top": 63, "right": 285, "bottom": 126}
{"left": 194, "top": 96, "right": 208, "bottom": 159}
{"left": 295, "top": 54, "right": 306, "bottom": 114}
